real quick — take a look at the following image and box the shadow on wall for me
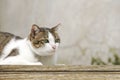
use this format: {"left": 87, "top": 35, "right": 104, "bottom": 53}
{"left": 0, "top": 0, "right": 120, "bottom": 65}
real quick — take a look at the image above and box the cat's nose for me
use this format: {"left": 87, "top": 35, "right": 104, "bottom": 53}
{"left": 52, "top": 45, "right": 56, "bottom": 50}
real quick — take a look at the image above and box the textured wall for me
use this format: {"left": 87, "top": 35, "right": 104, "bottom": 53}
{"left": 0, "top": 0, "right": 120, "bottom": 65}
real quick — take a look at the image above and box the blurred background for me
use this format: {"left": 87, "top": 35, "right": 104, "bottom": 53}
{"left": 0, "top": 0, "right": 120, "bottom": 65}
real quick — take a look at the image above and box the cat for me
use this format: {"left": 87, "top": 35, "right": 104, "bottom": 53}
{"left": 0, "top": 24, "right": 60, "bottom": 65}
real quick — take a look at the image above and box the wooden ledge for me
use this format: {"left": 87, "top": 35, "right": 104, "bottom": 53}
{"left": 0, "top": 65, "right": 120, "bottom": 80}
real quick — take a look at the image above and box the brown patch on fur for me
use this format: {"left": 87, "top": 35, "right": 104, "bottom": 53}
{"left": 0, "top": 32, "right": 22, "bottom": 56}
{"left": 0, "top": 32, "right": 14, "bottom": 54}
{"left": 29, "top": 25, "right": 49, "bottom": 48}
{"left": 5, "top": 49, "right": 19, "bottom": 59}
{"left": 15, "top": 36, "right": 23, "bottom": 40}
{"left": 50, "top": 31, "right": 60, "bottom": 43}
{"left": 32, "top": 32, "right": 48, "bottom": 48}
{"left": 50, "top": 24, "right": 61, "bottom": 43}
{"left": 29, "top": 24, "right": 60, "bottom": 48}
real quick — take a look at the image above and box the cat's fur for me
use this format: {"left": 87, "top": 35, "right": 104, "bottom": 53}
{"left": 0, "top": 24, "right": 60, "bottom": 65}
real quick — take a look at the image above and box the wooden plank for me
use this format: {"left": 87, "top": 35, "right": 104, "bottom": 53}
{"left": 1, "top": 65, "right": 120, "bottom": 72}
{"left": 0, "top": 66, "right": 120, "bottom": 80}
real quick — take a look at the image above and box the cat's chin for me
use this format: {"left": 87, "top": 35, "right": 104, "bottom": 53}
{"left": 47, "top": 50, "right": 55, "bottom": 53}
{"left": 35, "top": 50, "right": 55, "bottom": 56}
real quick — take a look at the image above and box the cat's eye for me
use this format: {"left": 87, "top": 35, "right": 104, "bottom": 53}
{"left": 44, "top": 39, "right": 49, "bottom": 43}
{"left": 55, "top": 39, "right": 60, "bottom": 43}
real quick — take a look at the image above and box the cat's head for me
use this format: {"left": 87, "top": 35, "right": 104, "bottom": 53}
{"left": 28, "top": 24, "right": 60, "bottom": 56}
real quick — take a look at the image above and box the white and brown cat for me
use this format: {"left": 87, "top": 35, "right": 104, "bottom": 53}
{"left": 0, "top": 24, "right": 60, "bottom": 65}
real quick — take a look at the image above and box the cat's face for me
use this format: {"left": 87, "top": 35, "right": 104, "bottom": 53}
{"left": 28, "top": 24, "right": 60, "bottom": 56}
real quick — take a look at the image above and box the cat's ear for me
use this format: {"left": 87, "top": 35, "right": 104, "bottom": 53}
{"left": 51, "top": 23, "right": 61, "bottom": 31}
{"left": 31, "top": 24, "right": 40, "bottom": 37}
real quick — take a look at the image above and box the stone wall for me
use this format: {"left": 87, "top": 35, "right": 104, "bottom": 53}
{"left": 0, "top": 0, "right": 120, "bottom": 65}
